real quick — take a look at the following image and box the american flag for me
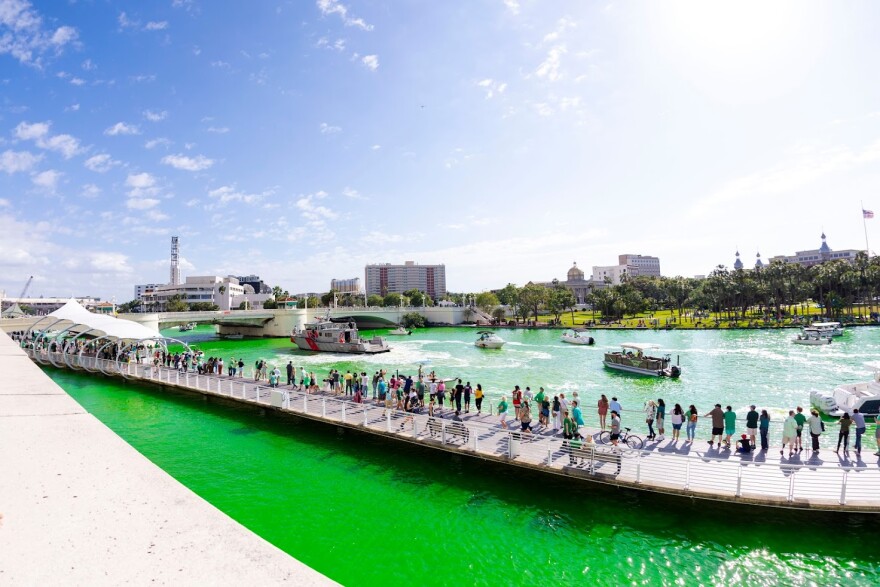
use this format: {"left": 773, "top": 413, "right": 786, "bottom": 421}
{"left": 864, "top": 209, "right": 874, "bottom": 219}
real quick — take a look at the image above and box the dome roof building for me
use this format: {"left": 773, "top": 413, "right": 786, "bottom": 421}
{"left": 733, "top": 250, "right": 743, "bottom": 270}
{"left": 755, "top": 252, "right": 763, "bottom": 269}
{"left": 567, "top": 262, "right": 585, "bottom": 281}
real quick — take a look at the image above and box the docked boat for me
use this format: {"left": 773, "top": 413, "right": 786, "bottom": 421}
{"left": 603, "top": 342, "right": 681, "bottom": 378}
{"left": 221, "top": 333, "right": 244, "bottom": 340}
{"left": 812, "top": 321, "right": 844, "bottom": 337}
{"left": 178, "top": 322, "right": 196, "bottom": 332}
{"left": 793, "top": 328, "right": 832, "bottom": 345}
{"left": 475, "top": 331, "right": 505, "bottom": 349}
{"left": 388, "top": 326, "right": 412, "bottom": 336}
{"left": 810, "top": 362, "right": 880, "bottom": 417}
{"left": 561, "top": 329, "right": 594, "bottom": 345}
{"left": 290, "top": 319, "right": 390, "bottom": 354}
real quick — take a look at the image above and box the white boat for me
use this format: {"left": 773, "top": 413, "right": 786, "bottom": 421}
{"left": 291, "top": 319, "right": 390, "bottom": 354}
{"left": 810, "top": 362, "right": 880, "bottom": 417}
{"left": 388, "top": 326, "right": 412, "bottom": 336}
{"left": 474, "top": 331, "right": 505, "bottom": 349}
{"left": 812, "top": 321, "right": 844, "bottom": 337}
{"left": 178, "top": 322, "right": 196, "bottom": 332}
{"left": 561, "top": 329, "right": 594, "bottom": 345}
{"left": 603, "top": 342, "right": 681, "bottom": 378}
{"left": 793, "top": 328, "right": 832, "bottom": 345}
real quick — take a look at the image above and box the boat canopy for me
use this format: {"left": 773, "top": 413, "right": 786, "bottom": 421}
{"left": 619, "top": 342, "right": 661, "bottom": 351}
{"left": 476, "top": 331, "right": 496, "bottom": 335}
{"left": 812, "top": 322, "right": 841, "bottom": 328}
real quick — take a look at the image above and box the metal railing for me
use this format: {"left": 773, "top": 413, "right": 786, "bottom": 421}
{"left": 28, "top": 349, "right": 880, "bottom": 510}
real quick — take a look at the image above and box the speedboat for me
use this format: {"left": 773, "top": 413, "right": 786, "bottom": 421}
{"left": 388, "top": 326, "right": 412, "bottom": 336}
{"left": 178, "top": 322, "right": 196, "bottom": 332}
{"left": 291, "top": 319, "right": 390, "bottom": 354}
{"left": 810, "top": 362, "right": 880, "bottom": 417}
{"left": 561, "top": 329, "right": 594, "bottom": 345}
{"left": 475, "top": 331, "right": 505, "bottom": 349}
{"left": 793, "top": 328, "right": 832, "bottom": 345}
{"left": 812, "top": 321, "right": 844, "bottom": 337}
{"left": 603, "top": 342, "right": 681, "bottom": 378}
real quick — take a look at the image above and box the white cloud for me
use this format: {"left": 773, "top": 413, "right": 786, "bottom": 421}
{"left": 31, "top": 169, "right": 60, "bottom": 191}
{"left": 320, "top": 122, "right": 341, "bottom": 135}
{"left": 161, "top": 153, "right": 214, "bottom": 171}
{"left": 361, "top": 54, "right": 379, "bottom": 71}
{"left": 14, "top": 120, "right": 81, "bottom": 158}
{"left": 84, "top": 153, "right": 120, "bottom": 173}
{"left": 80, "top": 183, "right": 101, "bottom": 198}
{"left": 89, "top": 252, "right": 132, "bottom": 274}
{"left": 0, "top": 149, "right": 41, "bottom": 173}
{"left": 316, "top": 37, "right": 346, "bottom": 52}
{"left": 503, "top": 0, "right": 520, "bottom": 15}
{"left": 104, "top": 122, "right": 141, "bottom": 136}
{"left": 0, "top": 0, "right": 78, "bottom": 66}
{"left": 125, "top": 172, "right": 156, "bottom": 189}
{"left": 143, "top": 109, "right": 167, "bottom": 121}
{"left": 0, "top": 197, "right": 9, "bottom": 207}
{"left": 144, "top": 21, "right": 168, "bottom": 31}
{"left": 69, "top": 76, "right": 85, "bottom": 85}
{"left": 206, "top": 126, "right": 229, "bottom": 134}
{"left": 342, "top": 187, "right": 366, "bottom": 200}
{"left": 207, "top": 185, "right": 269, "bottom": 204}
{"left": 65, "top": 103, "right": 79, "bottom": 112}
{"left": 535, "top": 45, "right": 566, "bottom": 81}
{"left": 129, "top": 74, "right": 156, "bottom": 83}
{"left": 126, "top": 197, "right": 160, "bottom": 210}
{"left": 371, "top": 144, "right": 381, "bottom": 150}
{"left": 145, "top": 209, "right": 168, "bottom": 221}
{"left": 81, "top": 58, "right": 95, "bottom": 70}
{"left": 118, "top": 12, "right": 137, "bottom": 29}
{"left": 316, "top": 0, "right": 373, "bottom": 31}
{"left": 476, "top": 78, "right": 507, "bottom": 99}
{"left": 145, "top": 137, "right": 171, "bottom": 149}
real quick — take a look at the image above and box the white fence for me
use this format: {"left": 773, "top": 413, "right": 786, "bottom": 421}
{"left": 27, "top": 348, "right": 880, "bottom": 510}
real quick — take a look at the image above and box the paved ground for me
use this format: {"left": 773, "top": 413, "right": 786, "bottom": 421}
{"left": 0, "top": 332, "right": 336, "bottom": 586}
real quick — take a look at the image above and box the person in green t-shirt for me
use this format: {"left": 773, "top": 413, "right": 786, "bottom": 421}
{"left": 793, "top": 407, "right": 807, "bottom": 452}
{"left": 723, "top": 406, "right": 737, "bottom": 448}
{"left": 498, "top": 396, "right": 508, "bottom": 429}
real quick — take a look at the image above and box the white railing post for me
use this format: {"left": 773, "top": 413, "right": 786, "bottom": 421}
{"left": 684, "top": 459, "right": 691, "bottom": 491}
{"left": 363, "top": 406, "right": 368, "bottom": 426}
{"left": 474, "top": 432, "right": 479, "bottom": 452}
{"left": 547, "top": 448, "right": 552, "bottom": 465}
{"left": 322, "top": 397, "right": 327, "bottom": 418}
{"left": 241, "top": 382, "right": 246, "bottom": 398}
{"left": 175, "top": 371, "right": 179, "bottom": 385}
{"left": 736, "top": 464, "right": 743, "bottom": 497}
{"left": 386, "top": 412, "right": 391, "bottom": 432}
{"left": 303, "top": 394, "right": 308, "bottom": 414}
{"left": 442, "top": 421, "right": 447, "bottom": 445}
{"left": 635, "top": 456, "right": 642, "bottom": 484}
{"left": 413, "top": 418, "right": 418, "bottom": 437}
{"left": 788, "top": 469, "right": 795, "bottom": 502}
{"left": 341, "top": 402, "right": 346, "bottom": 423}
{"left": 840, "top": 469, "right": 849, "bottom": 505}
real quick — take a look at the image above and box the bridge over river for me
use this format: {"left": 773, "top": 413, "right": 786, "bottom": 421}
{"left": 116, "top": 305, "right": 482, "bottom": 337}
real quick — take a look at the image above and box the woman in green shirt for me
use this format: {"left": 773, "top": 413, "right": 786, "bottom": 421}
{"left": 498, "top": 396, "right": 508, "bottom": 429}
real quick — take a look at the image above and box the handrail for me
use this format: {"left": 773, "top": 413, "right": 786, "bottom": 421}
{"left": 26, "top": 348, "right": 880, "bottom": 510}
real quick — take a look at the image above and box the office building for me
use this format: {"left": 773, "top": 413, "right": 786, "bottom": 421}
{"left": 618, "top": 254, "right": 661, "bottom": 277}
{"left": 134, "top": 283, "right": 164, "bottom": 302}
{"left": 592, "top": 264, "right": 629, "bottom": 286}
{"left": 143, "top": 276, "right": 245, "bottom": 312}
{"left": 331, "top": 277, "right": 362, "bottom": 294}
{"left": 365, "top": 262, "right": 447, "bottom": 299}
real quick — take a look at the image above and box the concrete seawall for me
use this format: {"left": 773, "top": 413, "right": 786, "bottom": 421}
{"left": 0, "top": 331, "right": 336, "bottom": 586}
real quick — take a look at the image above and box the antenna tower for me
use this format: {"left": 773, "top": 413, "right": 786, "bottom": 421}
{"left": 170, "top": 236, "right": 180, "bottom": 285}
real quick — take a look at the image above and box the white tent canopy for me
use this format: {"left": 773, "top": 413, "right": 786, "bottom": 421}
{"left": 43, "top": 298, "right": 159, "bottom": 341}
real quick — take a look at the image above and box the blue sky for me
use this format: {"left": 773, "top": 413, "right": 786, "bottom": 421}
{"left": 2, "top": 0, "right": 880, "bottom": 302}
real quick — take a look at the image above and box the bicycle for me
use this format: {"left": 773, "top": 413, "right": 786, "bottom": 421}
{"left": 598, "top": 427, "right": 644, "bottom": 450}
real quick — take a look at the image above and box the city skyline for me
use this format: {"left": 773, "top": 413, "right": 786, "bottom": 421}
{"left": 2, "top": 1, "right": 880, "bottom": 301}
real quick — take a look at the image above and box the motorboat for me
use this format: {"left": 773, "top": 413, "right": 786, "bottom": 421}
{"left": 561, "top": 329, "right": 594, "bottom": 345}
{"left": 178, "top": 322, "right": 196, "bottom": 332}
{"left": 475, "top": 331, "right": 505, "bottom": 349}
{"left": 812, "top": 321, "right": 845, "bottom": 337}
{"left": 221, "top": 333, "right": 244, "bottom": 339}
{"left": 603, "top": 342, "right": 681, "bottom": 378}
{"left": 810, "top": 362, "right": 880, "bottom": 417}
{"left": 291, "top": 318, "right": 390, "bottom": 354}
{"left": 793, "top": 328, "right": 832, "bottom": 345}
{"left": 388, "top": 326, "right": 412, "bottom": 336}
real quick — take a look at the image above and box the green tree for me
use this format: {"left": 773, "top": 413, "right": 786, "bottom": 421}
{"left": 401, "top": 312, "right": 426, "bottom": 328}
{"left": 165, "top": 294, "right": 189, "bottom": 312}
{"left": 497, "top": 283, "right": 520, "bottom": 321}
{"left": 547, "top": 287, "right": 576, "bottom": 323}
{"left": 475, "top": 292, "right": 500, "bottom": 314}
{"left": 117, "top": 299, "right": 141, "bottom": 313}
{"left": 491, "top": 307, "right": 507, "bottom": 324}
{"left": 367, "top": 294, "right": 384, "bottom": 307}
{"left": 321, "top": 290, "right": 338, "bottom": 307}
{"left": 189, "top": 302, "right": 219, "bottom": 311}
{"left": 383, "top": 292, "right": 404, "bottom": 307}
{"left": 262, "top": 299, "right": 278, "bottom": 309}
{"left": 306, "top": 296, "right": 321, "bottom": 308}
{"left": 404, "top": 289, "right": 427, "bottom": 307}
{"left": 518, "top": 283, "right": 548, "bottom": 322}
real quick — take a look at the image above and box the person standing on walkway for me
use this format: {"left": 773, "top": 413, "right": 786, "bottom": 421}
{"left": 559, "top": 393, "right": 569, "bottom": 427}
{"left": 609, "top": 410, "right": 621, "bottom": 447}
{"left": 572, "top": 400, "right": 585, "bottom": 434}
{"left": 782, "top": 410, "right": 798, "bottom": 457}
{"left": 686, "top": 405, "right": 698, "bottom": 443}
{"left": 807, "top": 409, "right": 823, "bottom": 453}
{"left": 655, "top": 398, "right": 666, "bottom": 441}
{"left": 534, "top": 387, "right": 545, "bottom": 424}
{"left": 746, "top": 405, "right": 759, "bottom": 449}
{"left": 474, "top": 384, "right": 484, "bottom": 414}
{"left": 836, "top": 413, "right": 852, "bottom": 454}
{"left": 464, "top": 381, "right": 472, "bottom": 413}
{"left": 552, "top": 395, "right": 561, "bottom": 433}
{"left": 609, "top": 396, "right": 622, "bottom": 415}
{"left": 372, "top": 371, "right": 379, "bottom": 399}
{"left": 598, "top": 394, "right": 609, "bottom": 431}
{"left": 852, "top": 408, "right": 866, "bottom": 455}
{"left": 706, "top": 404, "right": 724, "bottom": 447}
{"left": 722, "top": 406, "right": 737, "bottom": 449}
{"left": 759, "top": 410, "right": 771, "bottom": 451}
{"left": 286, "top": 361, "right": 294, "bottom": 386}
{"left": 644, "top": 400, "right": 657, "bottom": 441}
{"left": 454, "top": 379, "right": 464, "bottom": 415}
{"left": 498, "top": 396, "right": 509, "bottom": 429}
{"left": 670, "top": 404, "right": 684, "bottom": 442}
{"left": 794, "top": 406, "right": 807, "bottom": 453}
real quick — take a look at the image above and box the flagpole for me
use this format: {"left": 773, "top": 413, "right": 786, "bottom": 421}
{"left": 863, "top": 200, "right": 871, "bottom": 257}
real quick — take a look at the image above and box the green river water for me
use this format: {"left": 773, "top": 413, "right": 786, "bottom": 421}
{"left": 43, "top": 326, "right": 880, "bottom": 585}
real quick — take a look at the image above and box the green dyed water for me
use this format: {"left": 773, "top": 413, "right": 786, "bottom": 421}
{"left": 43, "top": 327, "right": 880, "bottom": 585}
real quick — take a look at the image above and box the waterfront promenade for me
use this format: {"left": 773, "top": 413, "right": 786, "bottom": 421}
{"left": 0, "top": 331, "right": 336, "bottom": 586}
{"left": 25, "top": 345, "right": 880, "bottom": 513}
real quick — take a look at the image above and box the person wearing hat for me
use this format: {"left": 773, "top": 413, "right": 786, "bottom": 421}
{"left": 736, "top": 433, "right": 752, "bottom": 454}
{"left": 745, "top": 405, "right": 759, "bottom": 449}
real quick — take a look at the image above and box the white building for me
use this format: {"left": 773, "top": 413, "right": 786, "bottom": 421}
{"left": 1, "top": 296, "right": 101, "bottom": 315}
{"left": 365, "top": 261, "right": 447, "bottom": 299}
{"left": 769, "top": 233, "right": 863, "bottom": 267}
{"left": 143, "top": 276, "right": 245, "bottom": 311}
{"left": 331, "top": 277, "right": 362, "bottom": 294}
{"left": 592, "top": 265, "right": 629, "bottom": 286}
{"left": 619, "top": 254, "right": 661, "bottom": 277}
{"left": 134, "top": 283, "right": 164, "bottom": 302}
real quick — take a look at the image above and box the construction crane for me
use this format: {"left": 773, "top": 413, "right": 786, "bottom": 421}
{"left": 18, "top": 275, "right": 33, "bottom": 301}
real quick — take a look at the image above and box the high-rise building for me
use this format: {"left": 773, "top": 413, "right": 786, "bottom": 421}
{"left": 134, "top": 283, "right": 163, "bottom": 301}
{"left": 365, "top": 261, "right": 447, "bottom": 299}
{"left": 618, "top": 254, "right": 661, "bottom": 277}
{"left": 331, "top": 277, "right": 362, "bottom": 294}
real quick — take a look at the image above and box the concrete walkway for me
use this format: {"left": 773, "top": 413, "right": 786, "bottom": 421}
{"left": 0, "top": 331, "right": 336, "bottom": 586}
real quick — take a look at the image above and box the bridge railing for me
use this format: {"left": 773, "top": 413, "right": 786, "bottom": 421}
{"left": 29, "top": 349, "right": 877, "bottom": 509}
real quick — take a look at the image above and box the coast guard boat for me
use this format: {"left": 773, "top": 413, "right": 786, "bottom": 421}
{"left": 291, "top": 318, "right": 390, "bottom": 354}
{"left": 603, "top": 342, "right": 681, "bottom": 378}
